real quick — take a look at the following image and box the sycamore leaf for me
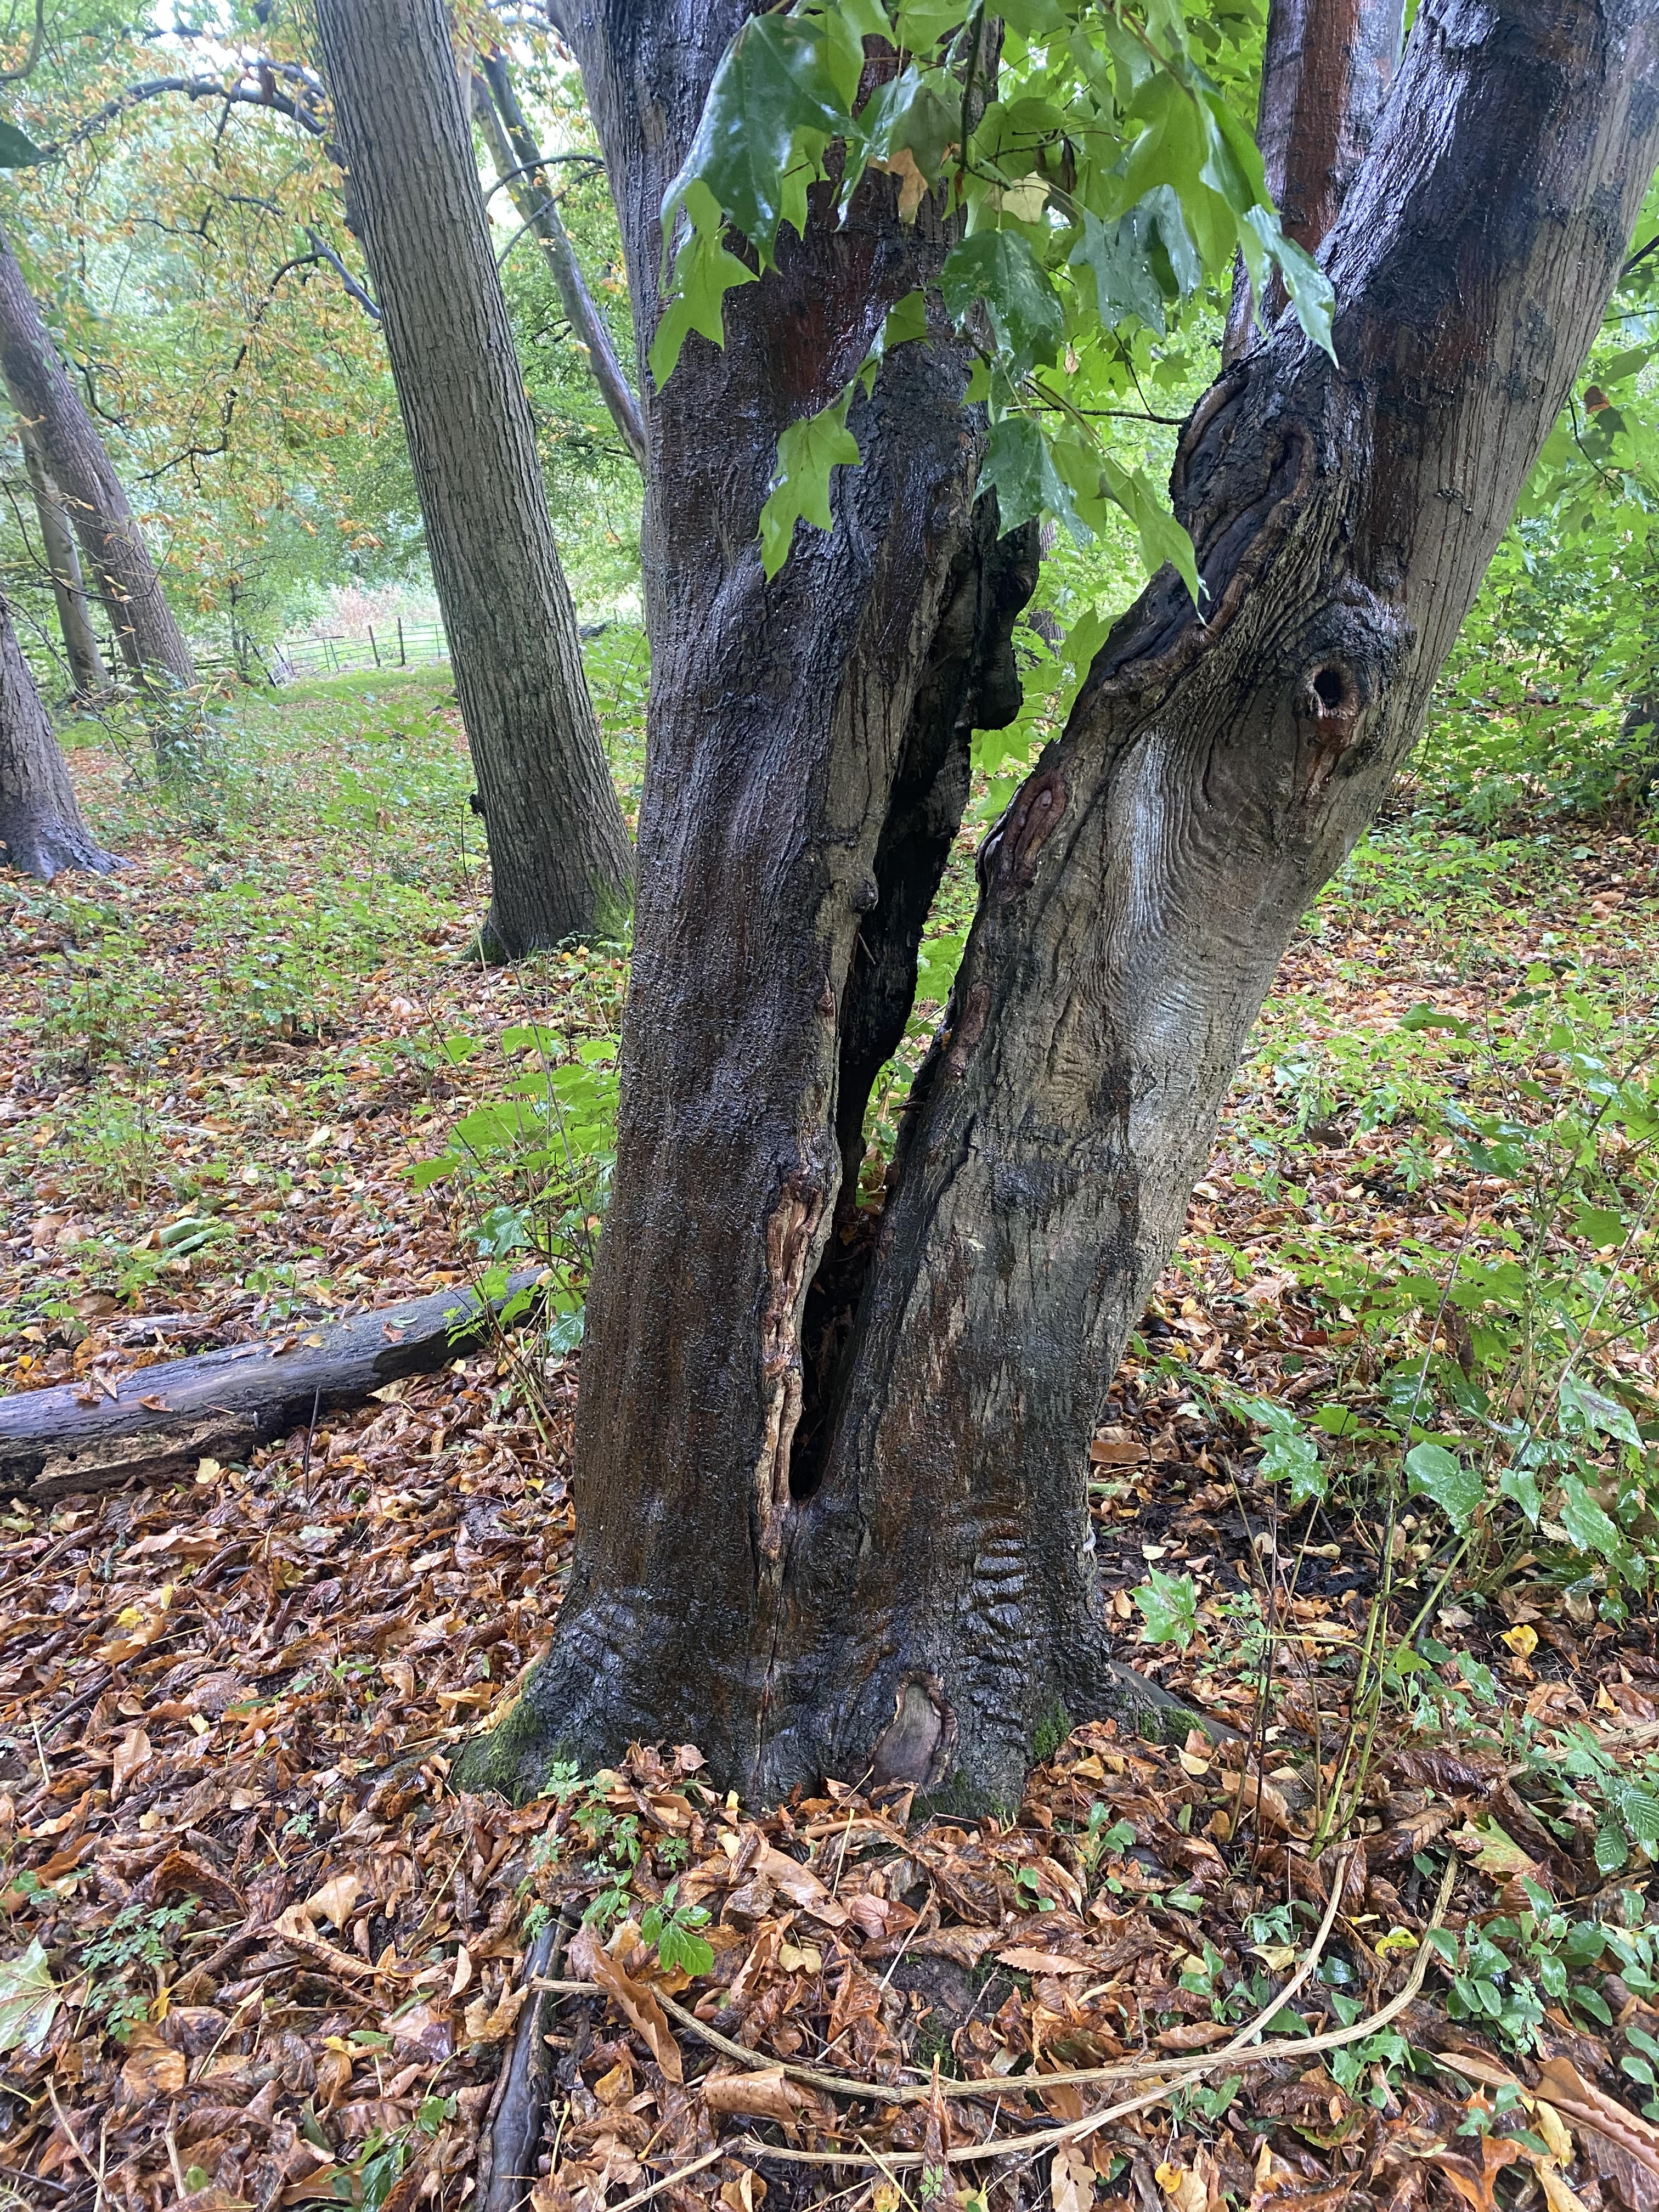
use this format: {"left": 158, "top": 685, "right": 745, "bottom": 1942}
{"left": 758, "top": 395, "right": 861, "bottom": 577}
{"left": 1099, "top": 455, "right": 1201, "bottom": 603}
{"left": 1243, "top": 206, "right": 1336, "bottom": 360}
{"left": 939, "top": 229, "right": 1064, "bottom": 376}
{"left": 980, "top": 411, "right": 1082, "bottom": 539}
{"left": 660, "top": 12, "right": 848, "bottom": 261}
{"left": 648, "top": 181, "right": 758, "bottom": 385}
{"left": 1070, "top": 205, "right": 1167, "bottom": 334}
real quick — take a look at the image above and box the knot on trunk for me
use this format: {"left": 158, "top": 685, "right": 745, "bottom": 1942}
{"left": 869, "top": 1672, "right": 956, "bottom": 1791}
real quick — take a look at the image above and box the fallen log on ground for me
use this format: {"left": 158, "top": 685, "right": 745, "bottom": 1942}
{"left": 0, "top": 1269, "right": 542, "bottom": 1501}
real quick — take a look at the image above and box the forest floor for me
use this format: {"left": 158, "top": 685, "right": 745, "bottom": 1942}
{"left": 2, "top": 660, "right": 1659, "bottom": 2212}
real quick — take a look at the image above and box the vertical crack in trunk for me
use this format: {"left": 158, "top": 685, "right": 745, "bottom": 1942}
{"left": 754, "top": 1175, "right": 825, "bottom": 1556}
{"left": 788, "top": 503, "right": 1038, "bottom": 1505}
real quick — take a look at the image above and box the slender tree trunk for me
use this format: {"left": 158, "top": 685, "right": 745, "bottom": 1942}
{"left": 472, "top": 57, "right": 647, "bottom": 470}
{"left": 0, "top": 585, "right": 116, "bottom": 878}
{"left": 467, "top": 0, "right": 1659, "bottom": 1812}
{"left": 16, "top": 415, "right": 109, "bottom": 699}
{"left": 0, "top": 228, "right": 196, "bottom": 728}
{"left": 1222, "top": 0, "right": 1403, "bottom": 362}
{"left": 314, "top": 0, "right": 634, "bottom": 958}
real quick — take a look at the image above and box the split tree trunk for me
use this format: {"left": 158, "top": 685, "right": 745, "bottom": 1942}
{"left": 314, "top": 0, "right": 634, "bottom": 958}
{"left": 469, "top": 0, "right": 1659, "bottom": 1812}
{"left": 0, "top": 230, "right": 196, "bottom": 731}
{"left": 17, "top": 415, "right": 109, "bottom": 699}
{"left": 472, "top": 55, "right": 647, "bottom": 470}
{"left": 0, "top": 583, "right": 116, "bottom": 878}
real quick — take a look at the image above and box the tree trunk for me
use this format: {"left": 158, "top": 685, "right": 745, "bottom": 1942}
{"left": 1222, "top": 0, "right": 1403, "bottom": 361}
{"left": 314, "top": 0, "right": 634, "bottom": 958}
{"left": 472, "top": 55, "right": 647, "bottom": 471}
{"left": 16, "top": 414, "right": 110, "bottom": 699}
{"left": 466, "top": 0, "right": 1659, "bottom": 1812}
{"left": 0, "top": 227, "right": 197, "bottom": 734}
{"left": 0, "top": 583, "right": 116, "bottom": 879}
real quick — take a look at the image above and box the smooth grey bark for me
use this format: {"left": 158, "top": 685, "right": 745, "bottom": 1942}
{"left": 466, "top": 0, "right": 1659, "bottom": 1813}
{"left": 16, "top": 414, "right": 109, "bottom": 698}
{"left": 314, "top": 0, "right": 634, "bottom": 958}
{"left": 472, "top": 56, "right": 647, "bottom": 470}
{"left": 0, "top": 225, "right": 196, "bottom": 723}
{"left": 0, "top": 584, "right": 115, "bottom": 879}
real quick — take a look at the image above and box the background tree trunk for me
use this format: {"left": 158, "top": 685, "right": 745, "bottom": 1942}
{"left": 471, "top": 55, "right": 647, "bottom": 471}
{"left": 0, "top": 228, "right": 196, "bottom": 724}
{"left": 0, "top": 583, "right": 115, "bottom": 877}
{"left": 469, "top": 0, "right": 1659, "bottom": 1812}
{"left": 314, "top": 0, "right": 634, "bottom": 958}
{"left": 1222, "top": 0, "right": 1403, "bottom": 361}
{"left": 16, "top": 415, "right": 109, "bottom": 698}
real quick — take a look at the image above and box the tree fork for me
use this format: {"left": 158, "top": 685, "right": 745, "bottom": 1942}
{"left": 464, "top": 0, "right": 1659, "bottom": 1810}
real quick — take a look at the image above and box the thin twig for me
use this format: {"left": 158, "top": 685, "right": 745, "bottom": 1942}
{"left": 536, "top": 1838, "right": 1426, "bottom": 2113}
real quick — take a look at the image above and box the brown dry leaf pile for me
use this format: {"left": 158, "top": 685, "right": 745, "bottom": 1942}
{"left": 1, "top": 746, "right": 1658, "bottom": 2211}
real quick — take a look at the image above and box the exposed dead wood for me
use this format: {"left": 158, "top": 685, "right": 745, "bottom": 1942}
{"left": 0, "top": 1268, "right": 541, "bottom": 1499}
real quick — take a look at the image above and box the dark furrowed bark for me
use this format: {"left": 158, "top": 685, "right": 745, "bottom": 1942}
{"left": 314, "top": 0, "right": 634, "bottom": 959}
{"left": 466, "top": 0, "right": 1659, "bottom": 1812}
{"left": 1222, "top": 0, "right": 1403, "bottom": 362}
{"left": 460, "top": 1, "right": 1052, "bottom": 1799}
{"left": 0, "top": 583, "right": 116, "bottom": 880}
{"left": 777, "top": 0, "right": 1659, "bottom": 1807}
{"left": 0, "top": 238, "right": 196, "bottom": 736}
{"left": 17, "top": 418, "right": 110, "bottom": 699}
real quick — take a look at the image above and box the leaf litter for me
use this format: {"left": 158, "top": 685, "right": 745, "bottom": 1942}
{"left": 0, "top": 697, "right": 1657, "bottom": 2207}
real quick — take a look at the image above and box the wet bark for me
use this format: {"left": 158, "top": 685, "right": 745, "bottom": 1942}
{"left": 314, "top": 0, "right": 634, "bottom": 958}
{"left": 465, "top": 0, "right": 1659, "bottom": 1812}
{"left": 472, "top": 55, "right": 647, "bottom": 470}
{"left": 0, "top": 584, "right": 115, "bottom": 879}
{"left": 0, "top": 230, "right": 196, "bottom": 726}
{"left": 1222, "top": 0, "right": 1403, "bottom": 362}
{"left": 16, "top": 415, "right": 109, "bottom": 699}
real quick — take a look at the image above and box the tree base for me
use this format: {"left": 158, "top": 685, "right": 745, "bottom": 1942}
{"left": 454, "top": 1633, "right": 1229, "bottom": 1808}
{"left": 0, "top": 815, "right": 120, "bottom": 880}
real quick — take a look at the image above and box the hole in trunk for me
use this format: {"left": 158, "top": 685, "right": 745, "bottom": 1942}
{"left": 789, "top": 1199, "right": 884, "bottom": 1501}
{"left": 1312, "top": 664, "right": 1346, "bottom": 710}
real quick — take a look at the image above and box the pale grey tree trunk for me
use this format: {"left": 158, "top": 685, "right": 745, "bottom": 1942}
{"left": 17, "top": 416, "right": 109, "bottom": 699}
{"left": 315, "top": 0, "right": 634, "bottom": 958}
{"left": 0, "top": 227, "right": 197, "bottom": 758}
{"left": 472, "top": 57, "right": 646, "bottom": 470}
{"left": 0, "top": 584, "right": 115, "bottom": 878}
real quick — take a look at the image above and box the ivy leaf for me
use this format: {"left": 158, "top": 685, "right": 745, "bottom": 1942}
{"left": 1405, "top": 1441, "right": 1483, "bottom": 1534}
{"left": 1133, "top": 1568, "right": 1198, "bottom": 1649}
{"left": 758, "top": 393, "right": 862, "bottom": 577}
{"left": 648, "top": 181, "right": 759, "bottom": 385}
{"left": 1559, "top": 1474, "right": 1623, "bottom": 1561}
{"left": 1498, "top": 1464, "right": 1543, "bottom": 1527}
{"left": 0, "top": 1938, "right": 57, "bottom": 2055}
{"left": 939, "top": 229, "right": 1064, "bottom": 376}
{"left": 660, "top": 12, "right": 849, "bottom": 262}
{"left": 980, "top": 412, "right": 1082, "bottom": 539}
